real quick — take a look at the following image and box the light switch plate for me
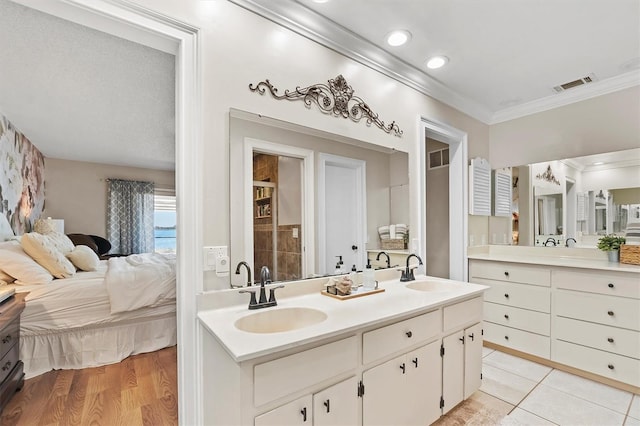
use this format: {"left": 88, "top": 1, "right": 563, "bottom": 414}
{"left": 203, "top": 246, "right": 228, "bottom": 271}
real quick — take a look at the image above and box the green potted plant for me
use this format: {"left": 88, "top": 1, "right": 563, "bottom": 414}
{"left": 596, "top": 234, "right": 626, "bottom": 262}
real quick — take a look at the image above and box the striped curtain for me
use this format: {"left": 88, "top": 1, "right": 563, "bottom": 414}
{"left": 106, "top": 179, "right": 155, "bottom": 254}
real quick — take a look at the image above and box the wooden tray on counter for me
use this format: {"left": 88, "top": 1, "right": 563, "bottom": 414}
{"left": 321, "top": 287, "right": 385, "bottom": 300}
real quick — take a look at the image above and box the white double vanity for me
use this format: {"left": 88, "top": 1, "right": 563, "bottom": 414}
{"left": 198, "top": 271, "right": 488, "bottom": 426}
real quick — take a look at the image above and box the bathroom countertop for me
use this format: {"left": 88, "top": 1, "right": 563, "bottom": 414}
{"left": 198, "top": 275, "right": 487, "bottom": 363}
{"left": 467, "top": 251, "right": 640, "bottom": 273}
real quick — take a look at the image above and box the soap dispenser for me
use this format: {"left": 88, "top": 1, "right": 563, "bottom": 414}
{"left": 349, "top": 264, "right": 358, "bottom": 292}
{"left": 334, "top": 256, "right": 344, "bottom": 274}
{"left": 363, "top": 259, "right": 376, "bottom": 290}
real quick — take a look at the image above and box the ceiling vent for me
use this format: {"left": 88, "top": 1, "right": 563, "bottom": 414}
{"left": 553, "top": 74, "right": 597, "bottom": 93}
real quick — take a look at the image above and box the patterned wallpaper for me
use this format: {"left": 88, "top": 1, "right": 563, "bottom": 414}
{"left": 0, "top": 113, "right": 45, "bottom": 235}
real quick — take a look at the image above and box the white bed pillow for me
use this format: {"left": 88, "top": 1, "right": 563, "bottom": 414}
{"left": 21, "top": 233, "right": 76, "bottom": 279}
{"left": 0, "top": 247, "right": 53, "bottom": 285}
{"left": 67, "top": 245, "right": 100, "bottom": 271}
{"left": 46, "top": 232, "right": 75, "bottom": 255}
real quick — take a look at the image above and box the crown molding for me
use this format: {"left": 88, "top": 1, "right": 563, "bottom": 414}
{"left": 490, "top": 71, "right": 640, "bottom": 124}
{"left": 227, "top": 0, "right": 494, "bottom": 123}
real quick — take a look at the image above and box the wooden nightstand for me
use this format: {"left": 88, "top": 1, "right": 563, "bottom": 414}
{"left": 0, "top": 293, "right": 26, "bottom": 414}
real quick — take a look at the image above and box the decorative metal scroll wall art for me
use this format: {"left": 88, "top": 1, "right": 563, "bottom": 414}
{"left": 249, "top": 74, "right": 403, "bottom": 137}
{"left": 536, "top": 165, "right": 561, "bottom": 186}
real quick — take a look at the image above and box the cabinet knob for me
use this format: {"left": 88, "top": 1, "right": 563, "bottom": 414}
{"left": 399, "top": 363, "right": 406, "bottom": 374}
{"left": 504, "top": 314, "right": 509, "bottom": 320}
{"left": 608, "top": 283, "right": 614, "bottom": 288}
{"left": 405, "top": 331, "right": 412, "bottom": 338}
{"left": 607, "top": 310, "right": 614, "bottom": 316}
{"left": 608, "top": 364, "right": 615, "bottom": 370}
{"left": 323, "top": 399, "right": 330, "bottom": 413}
{"left": 412, "top": 358, "right": 418, "bottom": 368}
{"left": 504, "top": 335, "right": 509, "bottom": 341}
{"left": 504, "top": 271, "right": 509, "bottom": 277}
{"left": 504, "top": 293, "right": 509, "bottom": 299}
{"left": 1, "top": 335, "right": 11, "bottom": 344}
{"left": 1, "top": 361, "right": 11, "bottom": 371}
{"left": 607, "top": 337, "right": 614, "bottom": 343}
{"left": 300, "top": 407, "right": 307, "bottom": 422}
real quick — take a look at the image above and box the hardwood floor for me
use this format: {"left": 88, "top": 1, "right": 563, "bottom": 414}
{"left": 0, "top": 346, "right": 178, "bottom": 426}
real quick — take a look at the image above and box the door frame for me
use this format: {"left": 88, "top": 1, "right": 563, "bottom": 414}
{"left": 243, "top": 138, "right": 315, "bottom": 279}
{"left": 417, "top": 118, "right": 468, "bottom": 281}
{"left": 11, "top": 1, "right": 202, "bottom": 424}
{"left": 317, "top": 153, "right": 367, "bottom": 274}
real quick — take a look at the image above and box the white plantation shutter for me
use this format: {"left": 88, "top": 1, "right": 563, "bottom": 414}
{"left": 469, "top": 158, "right": 491, "bottom": 216}
{"left": 493, "top": 168, "right": 512, "bottom": 217}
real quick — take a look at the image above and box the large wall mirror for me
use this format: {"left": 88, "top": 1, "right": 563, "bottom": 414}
{"left": 491, "top": 148, "right": 640, "bottom": 248}
{"left": 229, "top": 109, "right": 409, "bottom": 286}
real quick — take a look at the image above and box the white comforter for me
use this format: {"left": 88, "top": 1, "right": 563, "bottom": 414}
{"left": 105, "top": 253, "right": 176, "bottom": 314}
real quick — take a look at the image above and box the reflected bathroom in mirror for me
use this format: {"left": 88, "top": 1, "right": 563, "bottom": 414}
{"left": 229, "top": 109, "right": 409, "bottom": 286}
{"left": 489, "top": 148, "right": 640, "bottom": 248}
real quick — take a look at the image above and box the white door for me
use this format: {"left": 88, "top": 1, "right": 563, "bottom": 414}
{"left": 313, "top": 377, "right": 358, "bottom": 426}
{"left": 319, "top": 154, "right": 366, "bottom": 274}
{"left": 255, "top": 395, "right": 312, "bottom": 426}
{"left": 464, "top": 323, "right": 483, "bottom": 399}
{"left": 406, "top": 341, "right": 442, "bottom": 426}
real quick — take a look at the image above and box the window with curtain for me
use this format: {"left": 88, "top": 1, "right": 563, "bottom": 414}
{"left": 107, "top": 179, "right": 155, "bottom": 255}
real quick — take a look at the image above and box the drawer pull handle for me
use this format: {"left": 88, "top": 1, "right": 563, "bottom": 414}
{"left": 504, "top": 314, "right": 509, "bottom": 320}
{"left": 504, "top": 335, "right": 509, "bottom": 341}
{"left": 607, "top": 310, "right": 614, "bottom": 316}
{"left": 608, "top": 364, "right": 614, "bottom": 370}
{"left": 608, "top": 283, "right": 614, "bottom": 288}
{"left": 412, "top": 357, "right": 418, "bottom": 367}
{"left": 1, "top": 335, "right": 11, "bottom": 344}
{"left": 300, "top": 407, "right": 307, "bottom": 422}
{"left": 324, "top": 399, "right": 330, "bottom": 413}
{"left": 504, "top": 293, "right": 509, "bottom": 299}
{"left": 400, "top": 363, "right": 406, "bottom": 374}
{"left": 405, "top": 331, "right": 412, "bottom": 338}
{"left": 1, "top": 361, "right": 11, "bottom": 371}
{"left": 468, "top": 333, "right": 475, "bottom": 341}
{"left": 607, "top": 337, "right": 614, "bottom": 343}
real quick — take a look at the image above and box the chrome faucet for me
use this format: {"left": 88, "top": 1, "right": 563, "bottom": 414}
{"left": 376, "top": 251, "right": 391, "bottom": 269}
{"left": 565, "top": 238, "right": 577, "bottom": 248}
{"left": 400, "top": 254, "right": 423, "bottom": 282}
{"left": 234, "top": 261, "right": 252, "bottom": 287}
{"left": 544, "top": 238, "right": 557, "bottom": 247}
{"left": 239, "top": 265, "right": 283, "bottom": 310}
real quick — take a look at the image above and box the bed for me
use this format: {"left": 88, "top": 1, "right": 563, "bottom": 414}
{"left": 0, "top": 227, "right": 177, "bottom": 379}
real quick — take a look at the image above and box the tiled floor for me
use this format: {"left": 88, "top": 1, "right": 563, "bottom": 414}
{"left": 434, "top": 347, "right": 640, "bottom": 425}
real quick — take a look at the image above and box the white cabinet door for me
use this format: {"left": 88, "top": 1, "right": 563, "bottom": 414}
{"left": 464, "top": 322, "right": 483, "bottom": 399}
{"left": 362, "top": 353, "right": 406, "bottom": 426}
{"left": 255, "top": 395, "right": 312, "bottom": 426}
{"left": 313, "top": 377, "right": 358, "bottom": 426}
{"left": 405, "top": 341, "right": 442, "bottom": 426}
{"left": 442, "top": 330, "right": 464, "bottom": 413}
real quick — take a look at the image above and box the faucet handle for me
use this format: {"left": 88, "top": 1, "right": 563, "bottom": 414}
{"left": 268, "top": 285, "right": 285, "bottom": 303}
{"left": 239, "top": 289, "right": 258, "bottom": 308}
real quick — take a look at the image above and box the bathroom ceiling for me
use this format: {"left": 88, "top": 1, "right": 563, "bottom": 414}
{"left": 233, "top": 0, "right": 640, "bottom": 124}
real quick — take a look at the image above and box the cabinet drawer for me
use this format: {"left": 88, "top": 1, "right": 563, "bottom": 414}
{"left": 363, "top": 310, "right": 441, "bottom": 365}
{"left": 553, "top": 269, "right": 640, "bottom": 299}
{"left": 443, "top": 296, "right": 483, "bottom": 331}
{"left": 484, "top": 322, "right": 550, "bottom": 359}
{"left": 0, "top": 360, "right": 23, "bottom": 412}
{"left": 0, "top": 318, "right": 18, "bottom": 360}
{"left": 0, "top": 343, "right": 18, "bottom": 386}
{"left": 554, "top": 316, "right": 640, "bottom": 360}
{"left": 477, "top": 279, "right": 550, "bottom": 313}
{"left": 254, "top": 336, "right": 357, "bottom": 407}
{"left": 470, "top": 260, "right": 550, "bottom": 287}
{"left": 552, "top": 340, "right": 640, "bottom": 388}
{"left": 555, "top": 290, "right": 640, "bottom": 331}
{"left": 484, "top": 302, "right": 550, "bottom": 336}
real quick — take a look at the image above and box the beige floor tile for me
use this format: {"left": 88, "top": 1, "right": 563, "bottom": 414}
{"left": 483, "top": 350, "right": 552, "bottom": 382}
{"left": 480, "top": 364, "right": 538, "bottom": 405}
{"left": 541, "top": 369, "right": 632, "bottom": 415}
{"left": 433, "top": 391, "right": 514, "bottom": 426}
{"left": 482, "top": 346, "right": 495, "bottom": 358}
{"left": 626, "top": 416, "right": 640, "bottom": 426}
{"left": 499, "top": 408, "right": 557, "bottom": 425}
{"left": 520, "top": 384, "right": 626, "bottom": 426}
{"left": 630, "top": 395, "right": 640, "bottom": 420}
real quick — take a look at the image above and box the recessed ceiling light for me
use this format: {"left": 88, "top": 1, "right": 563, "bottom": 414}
{"left": 386, "top": 30, "right": 411, "bottom": 47}
{"left": 593, "top": 162, "right": 604, "bottom": 166}
{"left": 426, "top": 56, "right": 449, "bottom": 69}
{"left": 311, "top": 0, "right": 330, "bottom": 3}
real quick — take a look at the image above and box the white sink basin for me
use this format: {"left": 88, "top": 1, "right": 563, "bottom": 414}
{"left": 234, "top": 307, "right": 328, "bottom": 334}
{"left": 405, "top": 280, "right": 453, "bottom": 292}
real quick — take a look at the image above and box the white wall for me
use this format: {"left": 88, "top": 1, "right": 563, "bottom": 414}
{"left": 582, "top": 165, "right": 640, "bottom": 191}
